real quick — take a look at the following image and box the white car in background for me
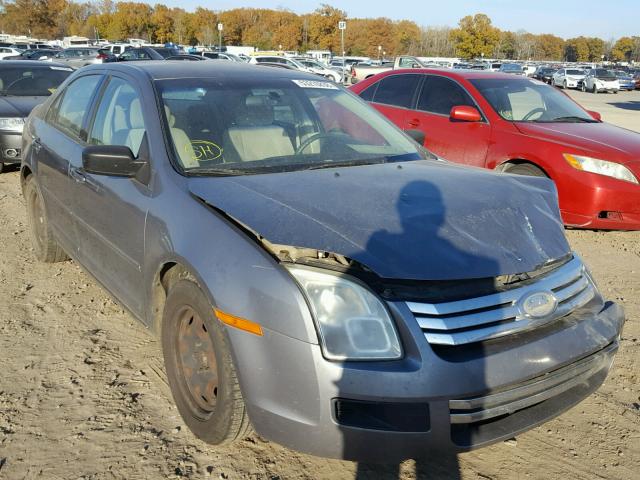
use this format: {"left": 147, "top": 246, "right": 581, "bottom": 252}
{"left": 552, "top": 68, "right": 586, "bottom": 89}
{"left": 581, "top": 68, "right": 620, "bottom": 94}
{"left": 293, "top": 58, "right": 342, "bottom": 82}
{"left": 0, "top": 47, "right": 24, "bottom": 60}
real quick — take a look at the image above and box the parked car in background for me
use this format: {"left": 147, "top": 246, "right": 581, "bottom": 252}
{"left": 499, "top": 63, "right": 525, "bottom": 75}
{"left": 552, "top": 68, "right": 586, "bottom": 89}
{"left": 52, "top": 47, "right": 114, "bottom": 68}
{"left": 2, "top": 49, "right": 58, "bottom": 61}
{"left": 614, "top": 70, "right": 636, "bottom": 91}
{"left": 248, "top": 55, "right": 312, "bottom": 73}
{"left": 101, "top": 43, "right": 133, "bottom": 57}
{"left": 350, "top": 69, "right": 640, "bottom": 230}
{"left": 116, "top": 47, "right": 164, "bottom": 62}
{"left": 581, "top": 69, "right": 620, "bottom": 93}
{"left": 634, "top": 72, "right": 640, "bottom": 89}
{"left": 350, "top": 56, "right": 431, "bottom": 84}
{"left": 533, "top": 66, "right": 557, "bottom": 84}
{"left": 293, "top": 57, "right": 342, "bottom": 82}
{"left": 0, "top": 61, "right": 72, "bottom": 172}
{"left": 201, "top": 51, "right": 243, "bottom": 61}
{"left": 21, "top": 61, "right": 624, "bottom": 462}
{"left": 165, "top": 54, "right": 207, "bottom": 61}
{"left": 0, "top": 47, "right": 24, "bottom": 60}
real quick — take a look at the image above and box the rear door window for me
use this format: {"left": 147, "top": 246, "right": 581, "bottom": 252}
{"left": 417, "top": 75, "right": 475, "bottom": 116}
{"left": 371, "top": 74, "right": 421, "bottom": 108}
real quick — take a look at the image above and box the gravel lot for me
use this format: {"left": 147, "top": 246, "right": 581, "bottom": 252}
{"left": 0, "top": 94, "right": 638, "bottom": 479}
{"left": 566, "top": 88, "right": 640, "bottom": 132}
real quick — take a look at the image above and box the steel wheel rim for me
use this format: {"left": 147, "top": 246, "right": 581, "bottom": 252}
{"left": 175, "top": 306, "right": 219, "bottom": 416}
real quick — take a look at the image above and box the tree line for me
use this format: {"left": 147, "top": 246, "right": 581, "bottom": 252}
{"left": 1, "top": 1, "right": 639, "bottom": 62}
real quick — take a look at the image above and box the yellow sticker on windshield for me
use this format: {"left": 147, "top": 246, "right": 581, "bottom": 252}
{"left": 188, "top": 140, "right": 223, "bottom": 161}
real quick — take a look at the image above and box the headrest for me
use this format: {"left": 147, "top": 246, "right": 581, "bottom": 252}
{"left": 129, "top": 98, "right": 144, "bottom": 129}
{"left": 234, "top": 95, "right": 273, "bottom": 127}
{"left": 164, "top": 105, "right": 175, "bottom": 127}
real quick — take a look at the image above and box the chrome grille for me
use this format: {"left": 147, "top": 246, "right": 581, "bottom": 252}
{"left": 407, "top": 256, "right": 596, "bottom": 346}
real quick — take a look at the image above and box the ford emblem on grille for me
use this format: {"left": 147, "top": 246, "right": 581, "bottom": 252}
{"left": 520, "top": 291, "right": 558, "bottom": 318}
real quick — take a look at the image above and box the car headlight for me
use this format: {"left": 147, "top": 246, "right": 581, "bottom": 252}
{"left": 564, "top": 154, "right": 639, "bottom": 184}
{"left": 287, "top": 266, "right": 402, "bottom": 361}
{"left": 0, "top": 117, "right": 25, "bottom": 131}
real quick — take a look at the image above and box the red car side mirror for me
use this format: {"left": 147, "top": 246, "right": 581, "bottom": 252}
{"left": 587, "top": 110, "right": 602, "bottom": 121}
{"left": 450, "top": 105, "right": 482, "bottom": 122}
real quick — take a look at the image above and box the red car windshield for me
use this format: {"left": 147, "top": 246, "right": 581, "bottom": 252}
{"left": 470, "top": 78, "right": 597, "bottom": 123}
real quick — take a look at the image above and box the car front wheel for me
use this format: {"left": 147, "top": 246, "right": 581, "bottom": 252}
{"left": 161, "top": 279, "right": 252, "bottom": 445}
{"left": 24, "top": 175, "right": 68, "bottom": 263}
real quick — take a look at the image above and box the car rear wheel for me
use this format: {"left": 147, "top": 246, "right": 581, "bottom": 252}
{"left": 161, "top": 279, "right": 252, "bottom": 445}
{"left": 563, "top": 80, "right": 567, "bottom": 89}
{"left": 24, "top": 175, "right": 68, "bottom": 263}
{"left": 502, "top": 162, "right": 547, "bottom": 178}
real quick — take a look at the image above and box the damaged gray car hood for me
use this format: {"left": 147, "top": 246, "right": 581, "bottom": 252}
{"left": 188, "top": 160, "right": 570, "bottom": 281}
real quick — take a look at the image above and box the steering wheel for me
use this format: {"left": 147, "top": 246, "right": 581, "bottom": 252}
{"left": 522, "top": 107, "right": 546, "bottom": 121}
{"left": 295, "top": 132, "right": 342, "bottom": 155}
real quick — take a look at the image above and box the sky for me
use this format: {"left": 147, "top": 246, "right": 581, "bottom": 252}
{"left": 155, "top": 0, "right": 638, "bottom": 39}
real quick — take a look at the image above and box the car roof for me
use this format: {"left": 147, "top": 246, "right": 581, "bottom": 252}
{"left": 80, "top": 60, "right": 322, "bottom": 81}
{"left": 379, "top": 68, "right": 537, "bottom": 81}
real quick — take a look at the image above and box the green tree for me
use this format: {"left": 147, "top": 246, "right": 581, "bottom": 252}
{"left": 449, "top": 13, "right": 501, "bottom": 59}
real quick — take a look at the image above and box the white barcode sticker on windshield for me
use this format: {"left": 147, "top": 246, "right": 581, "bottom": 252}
{"left": 292, "top": 79, "right": 339, "bottom": 90}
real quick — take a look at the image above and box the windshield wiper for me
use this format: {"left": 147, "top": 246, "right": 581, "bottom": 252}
{"left": 548, "top": 116, "right": 598, "bottom": 123}
{"left": 188, "top": 168, "right": 252, "bottom": 177}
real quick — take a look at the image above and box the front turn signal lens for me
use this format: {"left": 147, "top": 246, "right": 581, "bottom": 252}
{"left": 215, "top": 309, "right": 263, "bottom": 336}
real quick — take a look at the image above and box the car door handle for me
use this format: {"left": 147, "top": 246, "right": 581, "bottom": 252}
{"left": 32, "top": 137, "right": 42, "bottom": 153}
{"left": 69, "top": 166, "right": 87, "bottom": 183}
{"left": 408, "top": 118, "right": 421, "bottom": 128}
{"left": 69, "top": 167, "right": 100, "bottom": 191}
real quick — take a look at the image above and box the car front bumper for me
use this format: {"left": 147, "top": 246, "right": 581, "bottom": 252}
{"left": 0, "top": 131, "right": 22, "bottom": 165}
{"left": 226, "top": 294, "right": 624, "bottom": 461}
{"left": 560, "top": 169, "right": 640, "bottom": 230}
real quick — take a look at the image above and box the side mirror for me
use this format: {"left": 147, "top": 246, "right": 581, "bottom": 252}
{"left": 450, "top": 105, "right": 482, "bottom": 122}
{"left": 82, "top": 145, "right": 143, "bottom": 177}
{"left": 404, "top": 129, "right": 425, "bottom": 145}
{"left": 587, "top": 110, "right": 602, "bottom": 121}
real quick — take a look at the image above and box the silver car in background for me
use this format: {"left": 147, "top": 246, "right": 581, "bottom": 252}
{"left": 52, "top": 47, "right": 111, "bottom": 68}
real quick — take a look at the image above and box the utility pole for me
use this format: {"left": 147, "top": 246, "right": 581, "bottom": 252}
{"left": 338, "top": 20, "right": 346, "bottom": 83}
{"left": 218, "top": 23, "right": 223, "bottom": 51}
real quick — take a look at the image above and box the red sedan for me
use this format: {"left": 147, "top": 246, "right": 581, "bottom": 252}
{"left": 349, "top": 69, "right": 640, "bottom": 230}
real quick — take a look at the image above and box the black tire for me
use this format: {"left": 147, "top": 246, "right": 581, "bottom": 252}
{"left": 562, "top": 80, "right": 567, "bottom": 89}
{"left": 0, "top": 162, "right": 4, "bottom": 173}
{"left": 24, "top": 175, "right": 68, "bottom": 263}
{"left": 161, "top": 280, "right": 251, "bottom": 445}
{"left": 592, "top": 84, "right": 597, "bottom": 94}
{"left": 503, "top": 162, "right": 547, "bottom": 178}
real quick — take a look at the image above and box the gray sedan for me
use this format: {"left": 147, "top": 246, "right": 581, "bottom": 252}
{"left": 21, "top": 61, "right": 624, "bottom": 461}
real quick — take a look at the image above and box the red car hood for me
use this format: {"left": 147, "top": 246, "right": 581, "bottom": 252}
{"left": 514, "top": 122, "right": 640, "bottom": 165}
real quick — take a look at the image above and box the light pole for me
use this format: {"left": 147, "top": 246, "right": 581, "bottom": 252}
{"left": 338, "top": 20, "right": 346, "bottom": 83}
{"left": 217, "top": 22, "right": 223, "bottom": 51}
{"left": 378, "top": 45, "right": 382, "bottom": 62}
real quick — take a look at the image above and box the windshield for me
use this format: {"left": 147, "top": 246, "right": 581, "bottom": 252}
{"left": 0, "top": 66, "right": 72, "bottom": 96}
{"left": 593, "top": 69, "right": 616, "bottom": 79}
{"left": 157, "top": 77, "right": 427, "bottom": 175}
{"left": 566, "top": 69, "right": 585, "bottom": 76}
{"left": 502, "top": 64, "right": 522, "bottom": 72}
{"left": 470, "top": 78, "right": 596, "bottom": 123}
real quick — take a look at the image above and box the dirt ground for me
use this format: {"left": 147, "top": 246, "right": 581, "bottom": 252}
{"left": 0, "top": 167, "right": 638, "bottom": 480}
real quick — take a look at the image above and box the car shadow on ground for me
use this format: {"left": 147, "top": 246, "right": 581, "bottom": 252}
{"left": 606, "top": 100, "right": 640, "bottom": 111}
{"left": 355, "top": 455, "right": 461, "bottom": 479}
